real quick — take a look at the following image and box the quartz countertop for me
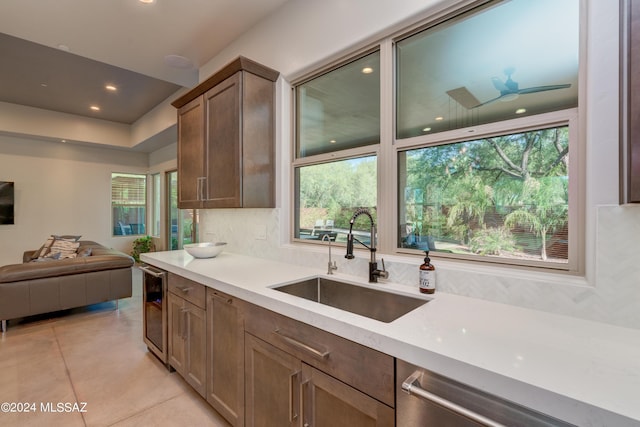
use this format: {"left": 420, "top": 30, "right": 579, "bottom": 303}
{"left": 141, "top": 250, "right": 640, "bottom": 426}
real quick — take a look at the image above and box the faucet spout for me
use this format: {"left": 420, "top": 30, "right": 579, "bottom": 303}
{"left": 344, "top": 208, "right": 388, "bottom": 282}
{"left": 322, "top": 233, "right": 338, "bottom": 275}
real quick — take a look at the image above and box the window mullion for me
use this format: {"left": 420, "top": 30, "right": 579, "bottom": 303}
{"left": 377, "top": 39, "right": 395, "bottom": 255}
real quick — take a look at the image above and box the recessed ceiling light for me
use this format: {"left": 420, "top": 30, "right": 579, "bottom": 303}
{"left": 105, "top": 84, "right": 117, "bottom": 92}
{"left": 362, "top": 67, "right": 374, "bottom": 74}
{"left": 422, "top": 127, "right": 432, "bottom": 132}
{"left": 90, "top": 105, "right": 100, "bottom": 111}
{"left": 61, "top": 139, "right": 67, "bottom": 143}
{"left": 515, "top": 108, "right": 527, "bottom": 114}
{"left": 434, "top": 116, "right": 444, "bottom": 121}
{"left": 139, "top": 0, "right": 154, "bottom": 3}
{"left": 330, "top": 139, "right": 337, "bottom": 144}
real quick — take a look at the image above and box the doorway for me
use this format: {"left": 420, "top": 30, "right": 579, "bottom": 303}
{"left": 167, "top": 170, "right": 197, "bottom": 250}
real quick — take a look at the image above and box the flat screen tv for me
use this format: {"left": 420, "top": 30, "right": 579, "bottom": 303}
{"left": 0, "top": 181, "right": 15, "bottom": 225}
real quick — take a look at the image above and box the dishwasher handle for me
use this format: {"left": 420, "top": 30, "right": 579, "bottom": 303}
{"left": 402, "top": 370, "right": 506, "bottom": 427}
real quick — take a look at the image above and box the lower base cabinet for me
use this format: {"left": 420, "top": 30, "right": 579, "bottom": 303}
{"left": 245, "top": 333, "right": 301, "bottom": 427}
{"left": 301, "top": 364, "right": 394, "bottom": 427}
{"left": 206, "top": 288, "right": 244, "bottom": 427}
{"left": 167, "top": 292, "right": 206, "bottom": 396}
{"left": 244, "top": 333, "right": 393, "bottom": 427}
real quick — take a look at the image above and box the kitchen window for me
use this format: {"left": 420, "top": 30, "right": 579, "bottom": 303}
{"left": 293, "top": 0, "right": 582, "bottom": 272}
{"left": 293, "top": 50, "right": 380, "bottom": 244}
{"left": 112, "top": 172, "right": 147, "bottom": 236}
{"left": 394, "top": 0, "right": 580, "bottom": 270}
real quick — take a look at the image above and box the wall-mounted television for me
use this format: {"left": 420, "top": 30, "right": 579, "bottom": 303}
{"left": 0, "top": 181, "right": 15, "bottom": 225}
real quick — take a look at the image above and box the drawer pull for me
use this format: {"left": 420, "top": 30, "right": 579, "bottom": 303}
{"left": 274, "top": 329, "right": 330, "bottom": 359}
{"left": 402, "top": 370, "right": 506, "bottom": 427}
{"left": 178, "top": 286, "right": 193, "bottom": 293}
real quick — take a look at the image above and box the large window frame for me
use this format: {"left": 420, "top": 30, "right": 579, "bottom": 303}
{"left": 111, "top": 172, "right": 147, "bottom": 237}
{"left": 291, "top": 0, "right": 584, "bottom": 274}
{"left": 292, "top": 48, "right": 382, "bottom": 247}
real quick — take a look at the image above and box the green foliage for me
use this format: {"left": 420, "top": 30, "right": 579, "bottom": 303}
{"left": 402, "top": 126, "right": 569, "bottom": 260}
{"left": 298, "top": 157, "right": 377, "bottom": 230}
{"left": 131, "top": 235, "right": 154, "bottom": 263}
{"left": 469, "top": 226, "right": 516, "bottom": 256}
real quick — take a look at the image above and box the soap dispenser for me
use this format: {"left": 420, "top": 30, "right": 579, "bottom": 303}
{"left": 419, "top": 251, "right": 436, "bottom": 294}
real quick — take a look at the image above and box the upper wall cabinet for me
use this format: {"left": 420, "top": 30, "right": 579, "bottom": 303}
{"left": 172, "top": 57, "right": 280, "bottom": 209}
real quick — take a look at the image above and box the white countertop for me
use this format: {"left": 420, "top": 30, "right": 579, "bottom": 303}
{"left": 141, "top": 250, "right": 640, "bottom": 426}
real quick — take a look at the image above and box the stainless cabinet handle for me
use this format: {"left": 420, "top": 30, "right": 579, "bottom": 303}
{"left": 197, "top": 176, "right": 207, "bottom": 201}
{"left": 178, "top": 286, "right": 193, "bottom": 293}
{"left": 139, "top": 265, "right": 165, "bottom": 278}
{"left": 289, "top": 371, "right": 301, "bottom": 422}
{"left": 274, "top": 329, "right": 330, "bottom": 359}
{"left": 181, "top": 307, "right": 189, "bottom": 340}
{"left": 402, "top": 371, "right": 506, "bottom": 427}
{"left": 196, "top": 177, "right": 206, "bottom": 201}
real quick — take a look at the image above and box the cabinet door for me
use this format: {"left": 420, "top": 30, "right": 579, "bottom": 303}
{"left": 167, "top": 292, "right": 186, "bottom": 374}
{"left": 168, "top": 292, "right": 206, "bottom": 397}
{"left": 177, "top": 96, "right": 205, "bottom": 209}
{"left": 302, "top": 364, "right": 394, "bottom": 427}
{"left": 203, "top": 72, "right": 242, "bottom": 208}
{"left": 185, "top": 301, "right": 206, "bottom": 397}
{"left": 207, "top": 289, "right": 244, "bottom": 426}
{"left": 245, "top": 333, "right": 301, "bottom": 427}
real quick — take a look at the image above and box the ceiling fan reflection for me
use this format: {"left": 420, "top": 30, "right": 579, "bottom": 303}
{"left": 447, "top": 68, "right": 571, "bottom": 109}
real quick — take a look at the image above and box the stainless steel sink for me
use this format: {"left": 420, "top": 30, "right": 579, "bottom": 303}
{"left": 273, "top": 277, "right": 429, "bottom": 323}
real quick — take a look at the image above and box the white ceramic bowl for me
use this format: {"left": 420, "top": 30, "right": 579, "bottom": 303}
{"left": 184, "top": 242, "right": 227, "bottom": 259}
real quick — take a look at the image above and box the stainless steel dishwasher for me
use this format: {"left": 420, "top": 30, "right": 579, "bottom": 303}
{"left": 396, "top": 360, "right": 575, "bottom": 426}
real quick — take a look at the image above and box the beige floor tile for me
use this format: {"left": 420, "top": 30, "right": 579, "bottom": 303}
{"left": 0, "top": 266, "right": 231, "bottom": 427}
{"left": 109, "top": 386, "right": 231, "bottom": 427}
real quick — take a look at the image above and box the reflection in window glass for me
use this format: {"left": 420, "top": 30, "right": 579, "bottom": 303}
{"left": 398, "top": 127, "right": 569, "bottom": 264}
{"left": 112, "top": 173, "right": 146, "bottom": 236}
{"left": 396, "top": 0, "right": 578, "bottom": 139}
{"left": 295, "top": 156, "right": 377, "bottom": 244}
{"left": 296, "top": 51, "right": 380, "bottom": 157}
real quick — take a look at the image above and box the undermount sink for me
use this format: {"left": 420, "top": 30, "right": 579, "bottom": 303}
{"left": 272, "top": 277, "right": 430, "bottom": 323}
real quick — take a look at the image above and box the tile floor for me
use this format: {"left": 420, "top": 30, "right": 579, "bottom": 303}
{"left": 0, "top": 267, "right": 231, "bottom": 427}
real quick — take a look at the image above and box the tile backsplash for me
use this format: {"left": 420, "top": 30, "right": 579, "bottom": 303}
{"left": 200, "top": 205, "right": 640, "bottom": 330}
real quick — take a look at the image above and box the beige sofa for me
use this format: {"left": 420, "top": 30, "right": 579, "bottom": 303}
{"left": 0, "top": 241, "right": 134, "bottom": 332}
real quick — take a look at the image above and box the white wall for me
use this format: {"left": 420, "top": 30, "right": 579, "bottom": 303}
{"left": 196, "top": 0, "right": 640, "bottom": 329}
{"left": 0, "top": 134, "right": 149, "bottom": 264}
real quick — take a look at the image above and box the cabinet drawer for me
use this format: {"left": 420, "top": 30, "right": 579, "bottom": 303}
{"left": 243, "top": 302, "right": 394, "bottom": 407}
{"left": 168, "top": 273, "right": 206, "bottom": 309}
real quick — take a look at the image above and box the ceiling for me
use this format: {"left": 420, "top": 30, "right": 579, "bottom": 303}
{"left": 0, "top": 0, "right": 289, "bottom": 126}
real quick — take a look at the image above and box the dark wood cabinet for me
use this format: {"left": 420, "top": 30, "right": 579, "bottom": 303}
{"left": 624, "top": 0, "right": 640, "bottom": 202}
{"left": 177, "top": 96, "right": 205, "bottom": 209}
{"left": 243, "top": 302, "right": 394, "bottom": 427}
{"left": 173, "top": 57, "right": 279, "bottom": 209}
{"left": 167, "top": 276, "right": 207, "bottom": 397}
{"left": 244, "top": 333, "right": 301, "bottom": 427}
{"left": 206, "top": 288, "right": 244, "bottom": 427}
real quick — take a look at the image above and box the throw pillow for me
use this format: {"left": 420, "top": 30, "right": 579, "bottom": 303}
{"left": 32, "top": 236, "right": 55, "bottom": 259}
{"left": 48, "top": 238, "right": 81, "bottom": 259}
{"left": 31, "top": 252, "right": 61, "bottom": 262}
{"left": 32, "top": 235, "right": 82, "bottom": 259}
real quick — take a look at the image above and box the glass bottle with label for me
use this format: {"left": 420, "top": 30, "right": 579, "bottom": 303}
{"left": 419, "top": 251, "right": 435, "bottom": 294}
